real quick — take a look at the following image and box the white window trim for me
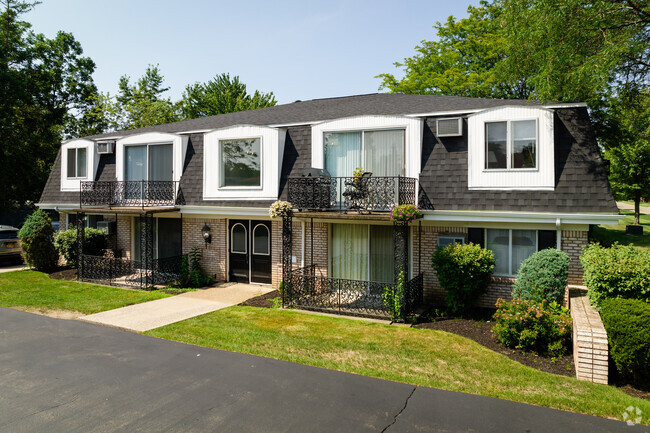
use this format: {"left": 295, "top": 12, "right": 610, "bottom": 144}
{"left": 123, "top": 141, "right": 174, "bottom": 181}
{"left": 203, "top": 125, "right": 286, "bottom": 201}
{"left": 218, "top": 136, "right": 263, "bottom": 190}
{"left": 467, "top": 106, "right": 554, "bottom": 191}
{"left": 252, "top": 224, "right": 270, "bottom": 256}
{"left": 115, "top": 132, "right": 187, "bottom": 184}
{"left": 311, "top": 115, "right": 423, "bottom": 180}
{"left": 486, "top": 228, "right": 538, "bottom": 277}
{"left": 437, "top": 235, "right": 466, "bottom": 247}
{"left": 484, "top": 118, "right": 539, "bottom": 171}
{"left": 60, "top": 139, "right": 96, "bottom": 191}
{"left": 66, "top": 147, "right": 88, "bottom": 179}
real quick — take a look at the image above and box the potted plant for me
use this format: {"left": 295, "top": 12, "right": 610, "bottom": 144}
{"left": 269, "top": 200, "right": 293, "bottom": 219}
{"left": 390, "top": 204, "right": 423, "bottom": 224}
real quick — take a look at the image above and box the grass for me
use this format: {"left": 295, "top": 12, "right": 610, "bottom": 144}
{"left": 0, "top": 270, "right": 170, "bottom": 314}
{"left": 591, "top": 210, "right": 650, "bottom": 250}
{"left": 147, "top": 306, "right": 650, "bottom": 424}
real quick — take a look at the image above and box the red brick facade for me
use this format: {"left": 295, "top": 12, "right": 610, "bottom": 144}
{"left": 182, "top": 217, "right": 227, "bottom": 282}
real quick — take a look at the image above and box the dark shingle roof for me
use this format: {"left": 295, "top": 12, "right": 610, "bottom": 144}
{"left": 85, "top": 93, "right": 547, "bottom": 140}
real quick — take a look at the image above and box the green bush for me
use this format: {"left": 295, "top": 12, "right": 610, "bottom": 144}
{"left": 177, "top": 247, "right": 212, "bottom": 288}
{"left": 600, "top": 298, "right": 650, "bottom": 384}
{"left": 580, "top": 243, "right": 650, "bottom": 308}
{"left": 512, "top": 249, "right": 569, "bottom": 304}
{"left": 383, "top": 268, "right": 406, "bottom": 322}
{"left": 54, "top": 228, "right": 108, "bottom": 267}
{"left": 17, "top": 209, "right": 58, "bottom": 272}
{"left": 493, "top": 298, "right": 572, "bottom": 357}
{"left": 431, "top": 242, "right": 495, "bottom": 314}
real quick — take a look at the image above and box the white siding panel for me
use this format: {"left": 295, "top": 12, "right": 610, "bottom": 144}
{"left": 468, "top": 106, "right": 554, "bottom": 190}
{"left": 60, "top": 139, "right": 98, "bottom": 192}
{"left": 115, "top": 132, "right": 188, "bottom": 184}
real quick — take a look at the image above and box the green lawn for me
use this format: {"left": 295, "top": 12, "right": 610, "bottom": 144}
{"left": 0, "top": 270, "right": 170, "bottom": 314}
{"left": 591, "top": 210, "right": 650, "bottom": 250}
{"left": 146, "top": 306, "right": 650, "bottom": 424}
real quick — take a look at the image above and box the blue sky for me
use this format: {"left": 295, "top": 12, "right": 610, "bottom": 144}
{"left": 25, "top": 0, "right": 481, "bottom": 104}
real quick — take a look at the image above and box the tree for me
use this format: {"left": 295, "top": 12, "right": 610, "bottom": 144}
{"left": 112, "top": 64, "right": 179, "bottom": 130}
{"left": 500, "top": 0, "right": 649, "bottom": 105}
{"left": 0, "top": 1, "right": 97, "bottom": 210}
{"left": 377, "top": 1, "right": 531, "bottom": 99}
{"left": 179, "top": 73, "right": 276, "bottom": 119}
{"left": 17, "top": 208, "right": 58, "bottom": 271}
{"left": 601, "top": 88, "right": 650, "bottom": 224}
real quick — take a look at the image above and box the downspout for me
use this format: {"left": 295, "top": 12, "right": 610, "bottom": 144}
{"left": 556, "top": 218, "right": 562, "bottom": 250}
{"left": 301, "top": 220, "right": 305, "bottom": 268}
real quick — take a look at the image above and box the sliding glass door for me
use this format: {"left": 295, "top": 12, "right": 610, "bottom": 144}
{"left": 124, "top": 143, "right": 173, "bottom": 199}
{"left": 331, "top": 224, "right": 395, "bottom": 283}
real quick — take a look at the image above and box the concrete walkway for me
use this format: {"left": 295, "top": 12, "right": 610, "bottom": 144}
{"left": 617, "top": 201, "right": 650, "bottom": 214}
{"left": 81, "top": 283, "right": 274, "bottom": 332}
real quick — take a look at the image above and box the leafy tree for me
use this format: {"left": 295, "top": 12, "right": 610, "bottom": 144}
{"left": 179, "top": 73, "right": 276, "bottom": 119}
{"left": 0, "top": 1, "right": 97, "bottom": 210}
{"left": 500, "top": 0, "right": 649, "bottom": 105}
{"left": 601, "top": 88, "right": 650, "bottom": 224}
{"left": 377, "top": 1, "right": 531, "bottom": 99}
{"left": 112, "top": 64, "right": 179, "bottom": 130}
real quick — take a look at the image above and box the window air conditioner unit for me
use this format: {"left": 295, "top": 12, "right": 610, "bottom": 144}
{"left": 436, "top": 118, "right": 463, "bottom": 137}
{"left": 97, "top": 221, "right": 115, "bottom": 235}
{"left": 97, "top": 141, "right": 115, "bottom": 154}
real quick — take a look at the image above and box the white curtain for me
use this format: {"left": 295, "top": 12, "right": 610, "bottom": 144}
{"left": 370, "top": 225, "right": 394, "bottom": 282}
{"left": 511, "top": 230, "right": 536, "bottom": 274}
{"left": 324, "top": 132, "right": 361, "bottom": 177}
{"left": 331, "top": 224, "right": 368, "bottom": 280}
{"left": 148, "top": 144, "right": 173, "bottom": 181}
{"left": 364, "top": 130, "right": 404, "bottom": 176}
{"left": 487, "top": 229, "right": 509, "bottom": 275}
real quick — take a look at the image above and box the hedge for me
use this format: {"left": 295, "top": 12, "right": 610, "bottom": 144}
{"left": 600, "top": 298, "right": 650, "bottom": 384}
{"left": 54, "top": 228, "right": 108, "bottom": 267}
{"left": 580, "top": 243, "right": 650, "bottom": 308}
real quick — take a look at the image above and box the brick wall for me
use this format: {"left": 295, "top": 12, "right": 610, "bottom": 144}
{"left": 271, "top": 220, "right": 326, "bottom": 289}
{"left": 116, "top": 215, "right": 131, "bottom": 259}
{"left": 562, "top": 230, "right": 589, "bottom": 284}
{"left": 182, "top": 217, "right": 227, "bottom": 282}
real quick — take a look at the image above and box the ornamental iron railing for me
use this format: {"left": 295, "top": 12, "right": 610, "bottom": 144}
{"left": 79, "top": 254, "right": 184, "bottom": 289}
{"left": 285, "top": 265, "right": 423, "bottom": 319}
{"left": 287, "top": 176, "right": 417, "bottom": 212}
{"left": 80, "top": 181, "right": 180, "bottom": 207}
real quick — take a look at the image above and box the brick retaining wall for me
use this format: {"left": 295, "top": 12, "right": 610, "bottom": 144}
{"left": 570, "top": 287, "right": 608, "bottom": 384}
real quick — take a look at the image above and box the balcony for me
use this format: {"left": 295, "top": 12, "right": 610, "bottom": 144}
{"left": 80, "top": 181, "right": 180, "bottom": 208}
{"left": 287, "top": 175, "right": 417, "bottom": 213}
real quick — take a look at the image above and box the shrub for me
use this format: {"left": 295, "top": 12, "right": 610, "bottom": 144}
{"left": 600, "top": 298, "right": 650, "bottom": 384}
{"left": 580, "top": 243, "right": 650, "bottom": 308}
{"left": 17, "top": 209, "right": 58, "bottom": 272}
{"left": 512, "top": 249, "right": 569, "bottom": 304}
{"left": 431, "top": 242, "right": 495, "bottom": 314}
{"left": 493, "top": 298, "right": 572, "bottom": 357}
{"left": 54, "top": 228, "right": 108, "bottom": 267}
{"left": 177, "top": 247, "right": 212, "bottom": 288}
{"left": 383, "top": 268, "right": 406, "bottom": 322}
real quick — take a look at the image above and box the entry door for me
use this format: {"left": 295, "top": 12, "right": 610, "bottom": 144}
{"left": 228, "top": 220, "right": 272, "bottom": 284}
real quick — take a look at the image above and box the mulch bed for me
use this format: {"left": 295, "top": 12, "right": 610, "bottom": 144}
{"left": 239, "top": 290, "right": 281, "bottom": 308}
{"left": 413, "top": 311, "right": 575, "bottom": 378}
{"left": 48, "top": 268, "right": 77, "bottom": 281}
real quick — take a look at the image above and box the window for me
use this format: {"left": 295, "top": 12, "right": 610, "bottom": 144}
{"left": 324, "top": 129, "right": 404, "bottom": 178}
{"left": 331, "top": 224, "right": 394, "bottom": 282}
{"left": 231, "top": 223, "right": 247, "bottom": 254}
{"left": 67, "top": 147, "right": 87, "bottom": 178}
{"left": 437, "top": 236, "right": 465, "bottom": 248}
{"left": 485, "top": 120, "right": 537, "bottom": 169}
{"left": 486, "top": 229, "right": 538, "bottom": 276}
{"left": 253, "top": 224, "right": 270, "bottom": 255}
{"left": 220, "top": 138, "right": 261, "bottom": 187}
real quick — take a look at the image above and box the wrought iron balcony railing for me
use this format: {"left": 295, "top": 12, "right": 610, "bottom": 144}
{"left": 287, "top": 176, "right": 416, "bottom": 212}
{"left": 80, "top": 181, "right": 179, "bottom": 207}
{"left": 285, "top": 265, "right": 423, "bottom": 318}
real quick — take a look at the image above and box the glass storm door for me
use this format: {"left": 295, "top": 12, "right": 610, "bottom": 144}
{"left": 229, "top": 220, "right": 272, "bottom": 284}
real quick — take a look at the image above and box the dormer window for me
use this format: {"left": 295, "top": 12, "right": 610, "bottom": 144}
{"left": 67, "top": 147, "right": 87, "bottom": 178}
{"left": 485, "top": 120, "right": 537, "bottom": 170}
{"left": 220, "top": 138, "right": 261, "bottom": 187}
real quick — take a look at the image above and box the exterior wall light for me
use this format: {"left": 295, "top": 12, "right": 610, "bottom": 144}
{"left": 202, "top": 223, "right": 211, "bottom": 244}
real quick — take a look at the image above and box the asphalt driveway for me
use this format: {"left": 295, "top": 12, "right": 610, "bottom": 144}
{"left": 0, "top": 308, "right": 644, "bottom": 433}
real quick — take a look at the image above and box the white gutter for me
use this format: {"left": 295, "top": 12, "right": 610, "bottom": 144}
{"left": 422, "top": 210, "right": 622, "bottom": 225}
{"left": 179, "top": 206, "right": 270, "bottom": 217}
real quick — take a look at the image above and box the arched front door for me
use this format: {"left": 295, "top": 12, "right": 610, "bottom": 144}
{"left": 228, "top": 220, "right": 272, "bottom": 284}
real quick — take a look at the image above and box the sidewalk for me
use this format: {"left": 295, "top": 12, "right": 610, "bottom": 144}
{"left": 617, "top": 201, "right": 650, "bottom": 214}
{"left": 81, "top": 282, "right": 274, "bottom": 332}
